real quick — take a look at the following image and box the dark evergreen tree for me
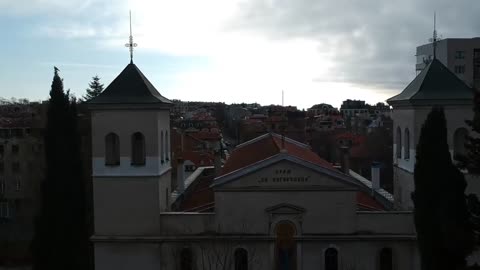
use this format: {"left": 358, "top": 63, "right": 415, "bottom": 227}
{"left": 32, "top": 67, "right": 90, "bottom": 270}
{"left": 83, "top": 75, "right": 104, "bottom": 101}
{"left": 412, "top": 107, "right": 475, "bottom": 270}
{"left": 461, "top": 90, "right": 480, "bottom": 173}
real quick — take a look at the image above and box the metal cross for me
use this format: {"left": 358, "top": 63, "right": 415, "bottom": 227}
{"left": 125, "top": 10, "right": 137, "bottom": 64}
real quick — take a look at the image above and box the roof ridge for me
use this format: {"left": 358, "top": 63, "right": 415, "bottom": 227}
{"left": 271, "top": 133, "right": 310, "bottom": 149}
{"left": 410, "top": 59, "right": 434, "bottom": 100}
{"left": 235, "top": 132, "right": 272, "bottom": 148}
{"left": 272, "top": 133, "right": 282, "bottom": 152}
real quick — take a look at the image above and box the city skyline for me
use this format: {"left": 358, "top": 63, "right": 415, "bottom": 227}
{"left": 1, "top": 0, "right": 480, "bottom": 109}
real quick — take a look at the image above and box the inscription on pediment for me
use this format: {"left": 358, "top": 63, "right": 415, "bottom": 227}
{"left": 257, "top": 168, "right": 310, "bottom": 184}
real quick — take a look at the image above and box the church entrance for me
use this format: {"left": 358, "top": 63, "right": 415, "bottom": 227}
{"left": 275, "top": 221, "right": 296, "bottom": 270}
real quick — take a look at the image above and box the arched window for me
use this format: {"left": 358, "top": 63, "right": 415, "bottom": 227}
{"left": 275, "top": 222, "right": 296, "bottom": 270}
{"left": 396, "top": 127, "right": 402, "bottom": 159}
{"left": 131, "top": 132, "right": 145, "bottom": 165}
{"left": 379, "top": 248, "right": 393, "bottom": 270}
{"left": 404, "top": 128, "right": 410, "bottom": 160}
{"left": 180, "top": 247, "right": 193, "bottom": 270}
{"left": 160, "top": 131, "right": 164, "bottom": 163}
{"left": 166, "top": 130, "right": 169, "bottom": 160}
{"left": 454, "top": 128, "right": 469, "bottom": 160}
{"left": 234, "top": 248, "right": 248, "bottom": 270}
{"left": 325, "top": 248, "right": 338, "bottom": 270}
{"left": 105, "top": 133, "right": 120, "bottom": 166}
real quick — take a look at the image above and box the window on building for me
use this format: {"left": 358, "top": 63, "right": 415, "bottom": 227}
{"left": 180, "top": 248, "right": 193, "bottom": 270}
{"left": 234, "top": 248, "right": 248, "bottom": 270}
{"left": 474, "top": 49, "right": 480, "bottom": 80}
{"left": 105, "top": 133, "right": 120, "bottom": 166}
{"left": 396, "top": 127, "right": 402, "bottom": 159}
{"left": 325, "top": 248, "right": 338, "bottom": 270}
{"left": 0, "top": 162, "right": 3, "bottom": 174}
{"left": 455, "top": 65, "right": 466, "bottom": 74}
{"left": 0, "top": 129, "right": 9, "bottom": 139}
{"left": 160, "top": 131, "right": 164, "bottom": 163}
{"left": 131, "top": 132, "right": 146, "bottom": 166}
{"left": 12, "top": 162, "right": 20, "bottom": 173}
{"left": 0, "top": 145, "right": 4, "bottom": 158}
{"left": 15, "top": 177, "right": 21, "bottom": 192}
{"left": 166, "top": 130, "right": 169, "bottom": 160}
{"left": 11, "top": 144, "right": 19, "bottom": 155}
{"left": 0, "top": 179, "right": 5, "bottom": 194}
{"left": 0, "top": 201, "right": 10, "bottom": 218}
{"left": 404, "top": 128, "right": 410, "bottom": 160}
{"left": 453, "top": 128, "right": 469, "bottom": 160}
{"left": 455, "top": 50, "right": 466, "bottom": 59}
{"left": 12, "top": 128, "right": 23, "bottom": 138}
{"left": 379, "top": 248, "right": 393, "bottom": 270}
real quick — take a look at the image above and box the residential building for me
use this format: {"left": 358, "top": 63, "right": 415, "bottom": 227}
{"left": 415, "top": 37, "right": 480, "bottom": 89}
{"left": 0, "top": 102, "right": 46, "bottom": 266}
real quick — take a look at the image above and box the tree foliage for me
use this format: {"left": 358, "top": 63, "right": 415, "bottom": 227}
{"left": 32, "top": 67, "right": 90, "bottom": 270}
{"left": 83, "top": 75, "right": 104, "bottom": 101}
{"left": 412, "top": 107, "right": 475, "bottom": 270}
{"left": 460, "top": 90, "right": 480, "bottom": 173}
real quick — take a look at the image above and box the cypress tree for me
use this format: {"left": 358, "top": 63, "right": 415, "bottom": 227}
{"left": 461, "top": 89, "right": 480, "bottom": 173}
{"left": 83, "top": 75, "right": 104, "bottom": 101}
{"left": 32, "top": 67, "right": 89, "bottom": 270}
{"left": 412, "top": 107, "right": 475, "bottom": 270}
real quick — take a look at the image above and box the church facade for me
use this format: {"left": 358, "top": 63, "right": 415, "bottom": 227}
{"left": 88, "top": 61, "right": 420, "bottom": 270}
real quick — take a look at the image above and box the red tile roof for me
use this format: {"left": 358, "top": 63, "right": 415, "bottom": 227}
{"left": 182, "top": 151, "right": 214, "bottom": 166}
{"left": 178, "top": 174, "right": 215, "bottom": 212}
{"left": 220, "top": 133, "right": 334, "bottom": 176}
{"left": 356, "top": 192, "right": 384, "bottom": 210}
{"left": 177, "top": 133, "right": 385, "bottom": 212}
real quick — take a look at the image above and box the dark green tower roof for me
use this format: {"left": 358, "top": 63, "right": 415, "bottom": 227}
{"left": 88, "top": 63, "right": 172, "bottom": 105}
{"left": 387, "top": 59, "right": 473, "bottom": 105}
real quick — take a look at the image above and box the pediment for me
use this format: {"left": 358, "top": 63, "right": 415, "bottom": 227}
{"left": 265, "top": 203, "right": 305, "bottom": 214}
{"left": 212, "top": 155, "right": 360, "bottom": 190}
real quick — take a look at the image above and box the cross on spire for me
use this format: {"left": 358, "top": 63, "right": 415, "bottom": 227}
{"left": 125, "top": 10, "right": 137, "bottom": 64}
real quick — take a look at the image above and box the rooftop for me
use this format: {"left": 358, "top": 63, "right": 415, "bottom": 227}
{"left": 88, "top": 63, "right": 172, "bottom": 105}
{"left": 387, "top": 58, "right": 473, "bottom": 105}
{"left": 220, "top": 133, "right": 334, "bottom": 176}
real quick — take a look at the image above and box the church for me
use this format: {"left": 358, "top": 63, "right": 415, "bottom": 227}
{"left": 87, "top": 58, "right": 422, "bottom": 270}
{"left": 85, "top": 29, "right": 478, "bottom": 269}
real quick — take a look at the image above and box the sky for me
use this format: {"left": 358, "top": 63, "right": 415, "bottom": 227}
{"left": 1, "top": 0, "right": 479, "bottom": 109}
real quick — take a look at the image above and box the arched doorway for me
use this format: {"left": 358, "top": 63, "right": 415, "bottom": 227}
{"left": 275, "top": 221, "right": 296, "bottom": 270}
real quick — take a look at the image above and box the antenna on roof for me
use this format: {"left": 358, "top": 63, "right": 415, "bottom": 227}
{"left": 125, "top": 10, "right": 138, "bottom": 64}
{"left": 282, "top": 90, "right": 284, "bottom": 107}
{"left": 428, "top": 12, "right": 441, "bottom": 60}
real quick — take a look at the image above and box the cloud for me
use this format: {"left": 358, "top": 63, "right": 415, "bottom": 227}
{"left": 6, "top": 0, "right": 479, "bottom": 108}
{"left": 229, "top": 0, "right": 480, "bottom": 90}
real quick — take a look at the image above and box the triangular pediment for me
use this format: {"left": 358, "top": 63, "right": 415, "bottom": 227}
{"left": 265, "top": 203, "right": 305, "bottom": 214}
{"left": 212, "top": 154, "right": 361, "bottom": 190}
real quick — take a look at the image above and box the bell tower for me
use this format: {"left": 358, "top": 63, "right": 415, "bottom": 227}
{"left": 387, "top": 59, "right": 472, "bottom": 210}
{"left": 87, "top": 16, "right": 173, "bottom": 268}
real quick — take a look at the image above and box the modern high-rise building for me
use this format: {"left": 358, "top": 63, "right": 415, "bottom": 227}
{"left": 415, "top": 37, "right": 480, "bottom": 89}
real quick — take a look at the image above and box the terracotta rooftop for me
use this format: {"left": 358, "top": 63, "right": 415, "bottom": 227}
{"left": 220, "top": 133, "right": 334, "bottom": 176}
{"left": 178, "top": 133, "right": 385, "bottom": 212}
